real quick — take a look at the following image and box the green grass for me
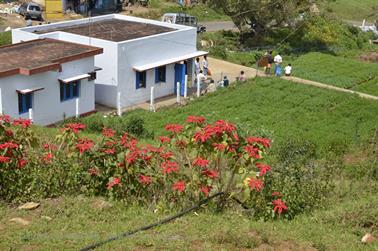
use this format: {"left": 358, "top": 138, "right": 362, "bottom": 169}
{"left": 322, "top": 0, "right": 378, "bottom": 22}
{"left": 1, "top": 178, "right": 377, "bottom": 250}
{"left": 291, "top": 52, "right": 378, "bottom": 96}
{"left": 106, "top": 78, "right": 378, "bottom": 152}
{"left": 0, "top": 31, "right": 11, "bottom": 46}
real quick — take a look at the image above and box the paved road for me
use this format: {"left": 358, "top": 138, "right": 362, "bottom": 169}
{"left": 199, "top": 21, "right": 237, "bottom": 32}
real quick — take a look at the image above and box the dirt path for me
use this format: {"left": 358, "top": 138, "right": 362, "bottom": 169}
{"left": 208, "top": 57, "right": 378, "bottom": 101}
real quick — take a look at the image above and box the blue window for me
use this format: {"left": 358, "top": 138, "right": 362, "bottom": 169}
{"left": 60, "top": 81, "right": 80, "bottom": 101}
{"left": 18, "top": 93, "right": 33, "bottom": 114}
{"left": 155, "top": 66, "right": 166, "bottom": 83}
{"left": 136, "top": 71, "right": 147, "bottom": 89}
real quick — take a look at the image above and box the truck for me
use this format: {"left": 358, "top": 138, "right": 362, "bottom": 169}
{"left": 162, "top": 13, "right": 206, "bottom": 33}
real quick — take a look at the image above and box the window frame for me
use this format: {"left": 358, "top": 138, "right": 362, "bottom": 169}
{"left": 60, "top": 80, "right": 81, "bottom": 102}
{"left": 155, "top": 66, "right": 166, "bottom": 83}
{"left": 136, "top": 71, "right": 147, "bottom": 89}
{"left": 18, "top": 92, "right": 33, "bottom": 114}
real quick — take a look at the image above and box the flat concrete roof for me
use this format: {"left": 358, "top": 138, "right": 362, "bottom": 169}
{"left": 34, "top": 19, "right": 176, "bottom": 42}
{"left": 0, "top": 38, "right": 103, "bottom": 78}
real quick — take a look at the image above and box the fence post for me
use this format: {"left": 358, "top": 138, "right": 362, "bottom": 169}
{"left": 176, "top": 82, "right": 180, "bottom": 103}
{"left": 75, "top": 98, "right": 79, "bottom": 118}
{"left": 150, "top": 86, "right": 155, "bottom": 112}
{"left": 197, "top": 75, "right": 200, "bottom": 98}
{"left": 28, "top": 108, "right": 33, "bottom": 122}
{"left": 184, "top": 75, "right": 188, "bottom": 98}
{"left": 117, "top": 92, "right": 122, "bottom": 117}
{"left": 0, "top": 88, "right": 2, "bottom": 115}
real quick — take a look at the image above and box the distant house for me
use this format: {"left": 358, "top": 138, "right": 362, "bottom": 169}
{"left": 12, "top": 14, "right": 207, "bottom": 109}
{"left": 0, "top": 38, "right": 103, "bottom": 125}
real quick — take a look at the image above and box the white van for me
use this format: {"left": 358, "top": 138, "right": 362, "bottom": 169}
{"left": 162, "top": 13, "right": 206, "bottom": 33}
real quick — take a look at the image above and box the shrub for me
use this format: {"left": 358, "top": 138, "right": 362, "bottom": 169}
{"left": 125, "top": 115, "right": 146, "bottom": 137}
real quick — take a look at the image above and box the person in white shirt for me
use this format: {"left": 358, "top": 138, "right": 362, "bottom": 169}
{"left": 274, "top": 53, "right": 283, "bottom": 76}
{"left": 202, "top": 55, "right": 209, "bottom": 76}
{"left": 284, "top": 64, "right": 292, "bottom": 76}
{"left": 195, "top": 57, "right": 201, "bottom": 75}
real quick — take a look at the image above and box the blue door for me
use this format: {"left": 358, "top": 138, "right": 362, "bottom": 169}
{"left": 174, "top": 63, "right": 186, "bottom": 96}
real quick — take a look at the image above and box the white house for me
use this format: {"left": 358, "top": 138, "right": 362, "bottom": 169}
{"left": 12, "top": 14, "right": 207, "bottom": 109}
{"left": 0, "top": 38, "right": 103, "bottom": 125}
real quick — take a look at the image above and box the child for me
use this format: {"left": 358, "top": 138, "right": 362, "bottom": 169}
{"left": 284, "top": 64, "right": 292, "bottom": 76}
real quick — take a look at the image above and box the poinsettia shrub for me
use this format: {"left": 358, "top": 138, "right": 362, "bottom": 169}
{"left": 0, "top": 115, "right": 290, "bottom": 218}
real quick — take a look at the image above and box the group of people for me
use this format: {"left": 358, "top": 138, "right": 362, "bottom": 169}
{"left": 195, "top": 55, "right": 209, "bottom": 77}
{"left": 264, "top": 51, "right": 292, "bottom": 77}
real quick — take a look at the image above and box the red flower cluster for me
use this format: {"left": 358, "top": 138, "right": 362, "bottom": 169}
{"left": 192, "top": 157, "right": 209, "bottom": 168}
{"left": 244, "top": 145, "right": 261, "bottom": 159}
{"left": 248, "top": 178, "right": 264, "bottom": 191}
{"left": 200, "top": 185, "right": 212, "bottom": 197}
{"left": 0, "top": 115, "right": 11, "bottom": 123}
{"left": 76, "top": 138, "right": 94, "bottom": 154}
{"left": 202, "top": 169, "right": 219, "bottom": 179}
{"left": 65, "top": 123, "right": 86, "bottom": 134}
{"left": 194, "top": 120, "right": 237, "bottom": 143}
{"left": 102, "top": 127, "right": 115, "bottom": 137}
{"left": 17, "top": 158, "right": 27, "bottom": 168}
{"left": 165, "top": 124, "right": 184, "bottom": 134}
{"left": 272, "top": 199, "right": 288, "bottom": 214}
{"left": 159, "top": 136, "right": 171, "bottom": 144}
{"left": 172, "top": 181, "right": 186, "bottom": 192}
{"left": 107, "top": 177, "right": 121, "bottom": 189}
{"left": 138, "top": 175, "right": 152, "bottom": 185}
{"left": 186, "top": 115, "right": 206, "bottom": 124}
{"left": 246, "top": 137, "right": 271, "bottom": 148}
{"left": 256, "top": 163, "right": 271, "bottom": 176}
{"left": 42, "top": 153, "right": 54, "bottom": 163}
{"left": 212, "top": 143, "right": 226, "bottom": 152}
{"left": 161, "top": 161, "right": 179, "bottom": 174}
{"left": 12, "top": 118, "right": 32, "bottom": 128}
{"left": 0, "top": 156, "right": 11, "bottom": 163}
{"left": 0, "top": 142, "right": 19, "bottom": 150}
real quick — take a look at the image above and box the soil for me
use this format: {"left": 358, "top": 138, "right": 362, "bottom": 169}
{"left": 359, "top": 52, "right": 378, "bottom": 63}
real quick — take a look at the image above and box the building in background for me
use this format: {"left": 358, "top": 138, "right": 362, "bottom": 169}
{"left": 0, "top": 38, "right": 102, "bottom": 125}
{"left": 12, "top": 14, "right": 207, "bottom": 109}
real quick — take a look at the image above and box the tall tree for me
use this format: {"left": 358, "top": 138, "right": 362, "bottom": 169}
{"left": 209, "top": 0, "right": 314, "bottom": 35}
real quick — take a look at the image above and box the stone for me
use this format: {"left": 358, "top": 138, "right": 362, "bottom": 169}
{"left": 361, "top": 233, "right": 376, "bottom": 244}
{"left": 18, "top": 202, "right": 40, "bottom": 210}
{"left": 9, "top": 217, "right": 30, "bottom": 226}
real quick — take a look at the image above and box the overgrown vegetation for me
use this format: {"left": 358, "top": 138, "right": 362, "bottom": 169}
{"left": 322, "top": 0, "right": 378, "bottom": 22}
{"left": 0, "top": 31, "right": 11, "bottom": 46}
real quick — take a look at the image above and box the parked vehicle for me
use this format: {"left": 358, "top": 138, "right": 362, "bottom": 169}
{"left": 162, "top": 13, "right": 206, "bottom": 33}
{"left": 19, "top": 2, "right": 42, "bottom": 21}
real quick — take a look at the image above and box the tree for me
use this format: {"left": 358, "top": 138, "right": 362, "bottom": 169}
{"left": 209, "top": 0, "right": 314, "bottom": 35}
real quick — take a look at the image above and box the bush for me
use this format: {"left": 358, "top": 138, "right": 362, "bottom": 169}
{"left": 125, "top": 115, "right": 146, "bottom": 137}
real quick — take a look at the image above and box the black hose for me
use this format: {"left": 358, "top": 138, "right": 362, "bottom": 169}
{"left": 79, "top": 192, "right": 224, "bottom": 251}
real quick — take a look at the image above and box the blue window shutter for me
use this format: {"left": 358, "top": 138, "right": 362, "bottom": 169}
{"left": 155, "top": 68, "right": 158, "bottom": 83}
{"left": 22, "top": 94, "right": 26, "bottom": 113}
{"left": 136, "top": 72, "right": 140, "bottom": 89}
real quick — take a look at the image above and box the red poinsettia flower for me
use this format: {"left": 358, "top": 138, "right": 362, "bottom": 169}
{"left": 64, "top": 123, "right": 86, "bottom": 134}
{"left": 159, "top": 136, "right": 171, "bottom": 144}
{"left": 160, "top": 151, "right": 173, "bottom": 160}
{"left": 272, "top": 199, "right": 288, "bottom": 214}
{"left": 4, "top": 129, "right": 13, "bottom": 137}
{"left": 246, "top": 137, "right": 271, "bottom": 148}
{"left": 102, "top": 148, "right": 116, "bottom": 155}
{"left": 161, "top": 161, "right": 179, "bottom": 174}
{"left": 186, "top": 115, "right": 206, "bottom": 124}
{"left": 102, "top": 127, "right": 115, "bottom": 137}
{"left": 17, "top": 158, "right": 27, "bottom": 169}
{"left": 13, "top": 118, "right": 32, "bottom": 128}
{"left": 212, "top": 143, "right": 226, "bottom": 152}
{"left": 172, "top": 181, "right": 186, "bottom": 192}
{"left": 200, "top": 185, "right": 212, "bottom": 197}
{"left": 42, "top": 153, "right": 54, "bottom": 163}
{"left": 138, "top": 175, "right": 152, "bottom": 185}
{"left": 256, "top": 163, "right": 271, "bottom": 176}
{"left": 192, "top": 157, "right": 209, "bottom": 168}
{"left": 248, "top": 177, "right": 264, "bottom": 191}
{"left": 0, "top": 115, "right": 11, "bottom": 123}
{"left": 107, "top": 177, "right": 121, "bottom": 189}
{"left": 76, "top": 138, "right": 94, "bottom": 154}
{"left": 165, "top": 124, "right": 183, "bottom": 134}
{"left": 244, "top": 145, "right": 261, "bottom": 159}
{"left": 202, "top": 169, "right": 219, "bottom": 179}
{"left": 0, "top": 156, "right": 11, "bottom": 163}
{"left": 0, "top": 142, "right": 19, "bottom": 150}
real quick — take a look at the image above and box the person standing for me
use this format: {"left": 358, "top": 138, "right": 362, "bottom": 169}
{"left": 265, "top": 51, "right": 273, "bottom": 75}
{"left": 195, "top": 57, "right": 201, "bottom": 75}
{"left": 202, "top": 55, "right": 209, "bottom": 76}
{"left": 274, "top": 53, "right": 283, "bottom": 76}
{"left": 284, "top": 64, "right": 292, "bottom": 76}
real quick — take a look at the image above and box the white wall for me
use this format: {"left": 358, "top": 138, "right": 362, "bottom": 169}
{"left": 0, "top": 57, "right": 96, "bottom": 125}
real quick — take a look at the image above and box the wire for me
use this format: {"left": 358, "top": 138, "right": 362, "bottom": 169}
{"left": 79, "top": 192, "right": 224, "bottom": 251}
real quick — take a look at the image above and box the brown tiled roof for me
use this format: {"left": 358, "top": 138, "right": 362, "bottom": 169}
{"left": 0, "top": 38, "right": 103, "bottom": 78}
{"left": 35, "top": 19, "right": 176, "bottom": 42}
